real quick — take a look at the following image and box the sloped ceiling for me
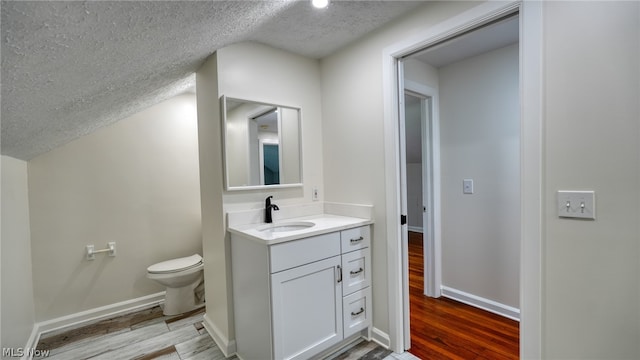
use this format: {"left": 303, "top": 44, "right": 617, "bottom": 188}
{"left": 1, "top": 0, "right": 424, "bottom": 160}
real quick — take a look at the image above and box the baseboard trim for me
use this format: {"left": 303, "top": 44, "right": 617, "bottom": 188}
{"left": 24, "top": 292, "right": 165, "bottom": 360}
{"left": 36, "top": 292, "right": 166, "bottom": 335}
{"left": 441, "top": 286, "right": 520, "bottom": 321}
{"left": 202, "top": 313, "right": 237, "bottom": 357}
{"left": 370, "top": 327, "right": 391, "bottom": 349}
{"left": 23, "top": 324, "right": 41, "bottom": 360}
{"left": 407, "top": 226, "right": 423, "bottom": 233}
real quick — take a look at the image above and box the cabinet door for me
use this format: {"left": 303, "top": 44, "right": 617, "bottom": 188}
{"left": 271, "top": 256, "right": 343, "bottom": 360}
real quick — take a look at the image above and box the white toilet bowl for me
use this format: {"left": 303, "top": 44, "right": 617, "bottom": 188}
{"left": 147, "top": 254, "right": 204, "bottom": 315}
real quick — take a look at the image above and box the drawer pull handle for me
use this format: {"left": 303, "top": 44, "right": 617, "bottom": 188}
{"left": 350, "top": 236, "right": 364, "bottom": 244}
{"left": 350, "top": 268, "right": 364, "bottom": 275}
{"left": 351, "top": 307, "right": 365, "bottom": 316}
{"left": 337, "top": 265, "right": 342, "bottom": 283}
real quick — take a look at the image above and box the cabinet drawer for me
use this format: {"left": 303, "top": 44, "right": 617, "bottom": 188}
{"left": 341, "top": 226, "right": 370, "bottom": 252}
{"left": 343, "top": 287, "right": 372, "bottom": 339}
{"left": 270, "top": 232, "right": 341, "bottom": 273}
{"left": 341, "top": 248, "right": 370, "bottom": 296}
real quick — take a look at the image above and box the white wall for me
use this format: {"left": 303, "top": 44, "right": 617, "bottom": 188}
{"left": 404, "top": 58, "right": 439, "bottom": 89}
{"left": 196, "top": 53, "right": 235, "bottom": 354}
{"left": 324, "top": 0, "right": 639, "bottom": 357}
{"left": 195, "top": 53, "right": 231, "bottom": 349}
{"left": 543, "top": 2, "right": 640, "bottom": 358}
{"left": 321, "top": 0, "right": 479, "bottom": 340}
{"left": 280, "top": 107, "right": 301, "bottom": 185}
{"left": 196, "top": 42, "right": 323, "bottom": 349}
{"left": 225, "top": 103, "right": 254, "bottom": 187}
{"left": 217, "top": 42, "right": 323, "bottom": 208}
{"left": 27, "top": 93, "right": 202, "bottom": 321}
{"left": 439, "top": 44, "right": 520, "bottom": 308}
{"left": 1, "top": 156, "right": 35, "bottom": 351}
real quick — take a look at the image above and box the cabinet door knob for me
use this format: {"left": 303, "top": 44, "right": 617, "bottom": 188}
{"left": 350, "top": 236, "right": 364, "bottom": 243}
{"left": 337, "top": 265, "right": 342, "bottom": 283}
{"left": 350, "top": 268, "right": 364, "bottom": 275}
{"left": 351, "top": 307, "right": 365, "bottom": 316}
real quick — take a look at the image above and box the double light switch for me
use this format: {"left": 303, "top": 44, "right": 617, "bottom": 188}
{"left": 557, "top": 190, "right": 596, "bottom": 220}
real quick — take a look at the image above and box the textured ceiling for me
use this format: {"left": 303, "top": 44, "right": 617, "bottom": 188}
{"left": 1, "top": 0, "right": 424, "bottom": 160}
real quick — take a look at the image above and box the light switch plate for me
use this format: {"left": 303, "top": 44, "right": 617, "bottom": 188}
{"left": 463, "top": 179, "right": 474, "bottom": 194}
{"left": 557, "top": 190, "right": 596, "bottom": 219}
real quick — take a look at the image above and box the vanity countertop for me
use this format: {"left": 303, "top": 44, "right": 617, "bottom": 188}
{"left": 228, "top": 214, "right": 373, "bottom": 245}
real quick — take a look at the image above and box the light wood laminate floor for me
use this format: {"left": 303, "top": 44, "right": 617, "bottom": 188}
{"left": 37, "top": 306, "right": 223, "bottom": 360}
{"left": 36, "top": 304, "right": 417, "bottom": 360}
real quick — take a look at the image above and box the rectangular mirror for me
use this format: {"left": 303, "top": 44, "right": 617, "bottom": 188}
{"left": 221, "top": 96, "right": 303, "bottom": 190}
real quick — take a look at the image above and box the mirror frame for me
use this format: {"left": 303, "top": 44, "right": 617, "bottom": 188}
{"left": 221, "top": 95, "right": 304, "bottom": 191}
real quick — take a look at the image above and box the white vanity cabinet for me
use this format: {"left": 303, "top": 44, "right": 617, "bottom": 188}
{"left": 271, "top": 255, "right": 343, "bottom": 360}
{"left": 231, "top": 225, "right": 372, "bottom": 360}
{"left": 339, "top": 226, "right": 372, "bottom": 339}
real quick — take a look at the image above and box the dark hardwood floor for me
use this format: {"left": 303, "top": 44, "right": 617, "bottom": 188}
{"left": 407, "top": 232, "right": 519, "bottom": 360}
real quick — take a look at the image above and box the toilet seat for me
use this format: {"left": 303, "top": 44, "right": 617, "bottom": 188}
{"left": 147, "top": 254, "right": 203, "bottom": 274}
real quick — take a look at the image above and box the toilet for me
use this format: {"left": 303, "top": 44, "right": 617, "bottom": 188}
{"left": 147, "top": 254, "right": 204, "bottom": 315}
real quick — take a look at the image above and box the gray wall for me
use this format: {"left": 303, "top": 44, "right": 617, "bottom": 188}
{"left": 404, "top": 44, "right": 520, "bottom": 309}
{"left": 404, "top": 59, "right": 439, "bottom": 233}
{"left": 439, "top": 44, "right": 520, "bottom": 308}
{"left": 405, "top": 95, "right": 424, "bottom": 231}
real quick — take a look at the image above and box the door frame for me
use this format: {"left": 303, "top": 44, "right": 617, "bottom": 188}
{"left": 382, "top": 1, "right": 543, "bottom": 357}
{"left": 404, "top": 80, "right": 441, "bottom": 299}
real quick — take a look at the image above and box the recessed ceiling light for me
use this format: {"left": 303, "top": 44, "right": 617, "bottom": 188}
{"left": 311, "top": 0, "right": 329, "bottom": 9}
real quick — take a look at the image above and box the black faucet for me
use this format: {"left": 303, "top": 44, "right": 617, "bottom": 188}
{"left": 264, "top": 196, "right": 280, "bottom": 223}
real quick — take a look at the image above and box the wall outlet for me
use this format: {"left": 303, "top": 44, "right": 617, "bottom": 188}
{"left": 557, "top": 190, "right": 596, "bottom": 219}
{"left": 312, "top": 188, "right": 319, "bottom": 201}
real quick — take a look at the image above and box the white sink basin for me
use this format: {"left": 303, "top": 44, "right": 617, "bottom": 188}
{"left": 257, "top": 221, "right": 315, "bottom": 233}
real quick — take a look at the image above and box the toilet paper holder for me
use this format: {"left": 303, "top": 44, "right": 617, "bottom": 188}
{"left": 86, "top": 242, "right": 116, "bottom": 260}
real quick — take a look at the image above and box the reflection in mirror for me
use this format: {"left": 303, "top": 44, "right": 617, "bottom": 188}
{"left": 222, "top": 96, "right": 302, "bottom": 190}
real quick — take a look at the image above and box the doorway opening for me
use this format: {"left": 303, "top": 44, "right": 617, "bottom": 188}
{"left": 398, "top": 12, "right": 521, "bottom": 359}
{"left": 383, "top": 2, "right": 543, "bottom": 357}
{"left": 403, "top": 86, "right": 439, "bottom": 301}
